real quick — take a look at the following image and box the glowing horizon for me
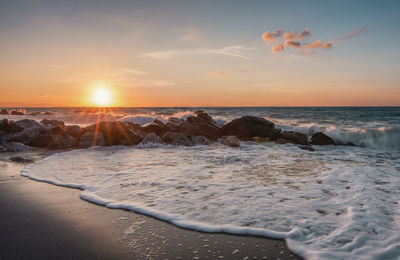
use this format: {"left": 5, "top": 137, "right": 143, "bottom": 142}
{"left": 0, "top": 1, "right": 399, "bottom": 107}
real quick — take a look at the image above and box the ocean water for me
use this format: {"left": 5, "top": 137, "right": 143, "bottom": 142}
{"left": 8, "top": 107, "right": 400, "bottom": 259}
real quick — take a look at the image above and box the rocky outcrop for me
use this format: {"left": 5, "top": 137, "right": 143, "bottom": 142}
{"left": 222, "top": 116, "right": 276, "bottom": 140}
{"left": 0, "top": 119, "right": 23, "bottom": 132}
{"left": 10, "top": 111, "right": 24, "bottom": 115}
{"left": 162, "top": 132, "right": 193, "bottom": 146}
{"left": 141, "top": 133, "right": 163, "bottom": 144}
{"left": 278, "top": 131, "right": 309, "bottom": 145}
{"left": 1, "top": 142, "right": 30, "bottom": 152}
{"left": 15, "top": 119, "right": 40, "bottom": 129}
{"left": 310, "top": 132, "right": 336, "bottom": 146}
{"left": 191, "top": 136, "right": 211, "bottom": 145}
{"left": 139, "top": 120, "right": 165, "bottom": 136}
{"left": 85, "top": 121, "right": 142, "bottom": 146}
{"left": 180, "top": 112, "right": 222, "bottom": 140}
{"left": 79, "top": 132, "right": 106, "bottom": 148}
{"left": 0, "top": 109, "right": 9, "bottom": 115}
{"left": 65, "top": 125, "right": 85, "bottom": 139}
{"left": 40, "top": 119, "right": 65, "bottom": 128}
{"left": 221, "top": 135, "right": 240, "bottom": 147}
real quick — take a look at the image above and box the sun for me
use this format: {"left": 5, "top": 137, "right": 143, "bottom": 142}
{"left": 91, "top": 87, "right": 112, "bottom": 106}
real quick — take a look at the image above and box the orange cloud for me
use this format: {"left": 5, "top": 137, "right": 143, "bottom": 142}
{"left": 261, "top": 28, "right": 332, "bottom": 54}
{"left": 272, "top": 44, "right": 284, "bottom": 53}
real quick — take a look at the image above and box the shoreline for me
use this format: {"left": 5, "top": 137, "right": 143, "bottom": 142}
{"left": 0, "top": 149, "right": 301, "bottom": 259}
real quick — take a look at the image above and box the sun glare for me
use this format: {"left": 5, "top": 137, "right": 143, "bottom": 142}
{"left": 91, "top": 87, "right": 112, "bottom": 106}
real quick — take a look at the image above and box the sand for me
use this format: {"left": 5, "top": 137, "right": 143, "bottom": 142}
{"left": 0, "top": 149, "right": 301, "bottom": 259}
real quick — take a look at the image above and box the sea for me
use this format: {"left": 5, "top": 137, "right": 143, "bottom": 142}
{"left": 4, "top": 107, "right": 399, "bottom": 259}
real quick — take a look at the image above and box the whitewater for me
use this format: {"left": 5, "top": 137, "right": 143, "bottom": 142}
{"left": 14, "top": 107, "right": 400, "bottom": 259}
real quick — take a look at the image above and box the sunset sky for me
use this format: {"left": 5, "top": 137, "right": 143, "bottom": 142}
{"left": 1, "top": 0, "right": 399, "bottom": 107}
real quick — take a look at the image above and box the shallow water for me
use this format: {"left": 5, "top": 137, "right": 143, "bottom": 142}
{"left": 21, "top": 143, "right": 400, "bottom": 259}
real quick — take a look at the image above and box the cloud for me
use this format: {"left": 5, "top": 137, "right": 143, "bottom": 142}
{"left": 304, "top": 40, "right": 332, "bottom": 49}
{"left": 142, "top": 45, "right": 255, "bottom": 60}
{"left": 261, "top": 28, "right": 331, "bottom": 54}
{"left": 209, "top": 72, "right": 228, "bottom": 78}
{"left": 262, "top": 27, "right": 364, "bottom": 55}
{"left": 334, "top": 27, "right": 366, "bottom": 43}
{"left": 272, "top": 44, "right": 284, "bottom": 53}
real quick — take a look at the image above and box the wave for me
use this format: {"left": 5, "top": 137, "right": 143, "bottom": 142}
{"left": 277, "top": 122, "right": 400, "bottom": 150}
{"left": 21, "top": 145, "right": 400, "bottom": 259}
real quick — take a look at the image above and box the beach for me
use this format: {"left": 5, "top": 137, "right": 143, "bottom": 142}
{"left": 0, "top": 149, "right": 300, "bottom": 260}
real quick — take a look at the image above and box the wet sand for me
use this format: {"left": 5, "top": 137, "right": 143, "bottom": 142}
{"left": 0, "top": 150, "right": 301, "bottom": 260}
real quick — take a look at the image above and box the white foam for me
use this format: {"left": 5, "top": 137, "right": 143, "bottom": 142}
{"left": 21, "top": 144, "right": 400, "bottom": 259}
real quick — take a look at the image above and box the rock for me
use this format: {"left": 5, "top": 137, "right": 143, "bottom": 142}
{"left": 79, "top": 132, "right": 106, "bottom": 148}
{"left": 1, "top": 142, "right": 30, "bottom": 152}
{"left": 194, "top": 110, "right": 217, "bottom": 125}
{"left": 141, "top": 133, "right": 163, "bottom": 144}
{"left": 30, "top": 134, "right": 56, "bottom": 147}
{"left": 254, "top": 137, "right": 270, "bottom": 143}
{"left": 140, "top": 121, "right": 165, "bottom": 136}
{"left": 85, "top": 121, "right": 142, "bottom": 146}
{"left": 0, "top": 130, "right": 7, "bottom": 137}
{"left": 65, "top": 125, "right": 85, "bottom": 138}
{"left": 191, "top": 135, "right": 211, "bottom": 145}
{"left": 221, "top": 135, "right": 240, "bottom": 147}
{"left": 180, "top": 113, "right": 222, "bottom": 140}
{"left": 30, "top": 112, "right": 41, "bottom": 116}
{"left": 15, "top": 119, "right": 40, "bottom": 129}
{"left": 0, "top": 109, "right": 9, "bottom": 115}
{"left": 10, "top": 110, "right": 24, "bottom": 115}
{"left": 43, "top": 111, "right": 52, "bottom": 115}
{"left": 0, "top": 145, "right": 6, "bottom": 152}
{"left": 274, "top": 138, "right": 288, "bottom": 144}
{"left": 40, "top": 119, "right": 65, "bottom": 128}
{"left": 8, "top": 126, "right": 41, "bottom": 144}
{"left": 310, "top": 132, "right": 336, "bottom": 146}
{"left": 53, "top": 134, "right": 75, "bottom": 149}
{"left": 49, "top": 126, "right": 65, "bottom": 135}
{"left": 168, "top": 117, "right": 184, "bottom": 126}
{"left": 10, "top": 156, "right": 33, "bottom": 163}
{"left": 0, "top": 119, "right": 23, "bottom": 132}
{"left": 162, "top": 132, "right": 193, "bottom": 146}
{"left": 279, "top": 131, "right": 309, "bottom": 145}
{"left": 298, "top": 145, "right": 315, "bottom": 152}
{"left": 222, "top": 116, "right": 275, "bottom": 140}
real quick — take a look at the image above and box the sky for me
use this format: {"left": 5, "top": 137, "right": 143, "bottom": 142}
{"left": 0, "top": 0, "right": 399, "bottom": 107}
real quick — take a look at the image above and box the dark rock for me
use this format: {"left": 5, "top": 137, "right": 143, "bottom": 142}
{"left": 180, "top": 113, "right": 222, "bottom": 140}
{"left": 191, "top": 136, "right": 211, "bottom": 145}
{"left": 140, "top": 122, "right": 165, "bottom": 136}
{"left": 65, "top": 125, "right": 85, "bottom": 139}
{"left": 43, "top": 111, "right": 52, "bottom": 115}
{"left": 49, "top": 126, "right": 65, "bottom": 135}
{"left": 141, "top": 133, "right": 163, "bottom": 144}
{"left": 162, "top": 132, "right": 193, "bottom": 146}
{"left": 0, "top": 130, "right": 6, "bottom": 137}
{"left": 222, "top": 116, "right": 275, "bottom": 140}
{"left": 79, "top": 132, "right": 106, "bottom": 148}
{"left": 0, "top": 119, "right": 23, "bottom": 133}
{"left": 298, "top": 145, "right": 315, "bottom": 152}
{"left": 30, "top": 112, "right": 41, "bottom": 116}
{"left": 8, "top": 126, "right": 41, "bottom": 144}
{"left": 254, "top": 137, "right": 270, "bottom": 143}
{"left": 52, "top": 134, "right": 75, "bottom": 149}
{"left": 0, "top": 109, "right": 9, "bottom": 115}
{"left": 0, "top": 144, "right": 6, "bottom": 152}
{"left": 10, "top": 156, "right": 34, "bottom": 163}
{"left": 279, "top": 131, "right": 309, "bottom": 145}
{"left": 194, "top": 110, "right": 217, "bottom": 125}
{"left": 30, "top": 134, "right": 56, "bottom": 148}
{"left": 15, "top": 119, "right": 40, "bottom": 130}
{"left": 85, "top": 121, "right": 142, "bottom": 146}
{"left": 40, "top": 119, "right": 65, "bottom": 128}
{"left": 1, "top": 142, "right": 30, "bottom": 152}
{"left": 221, "top": 135, "right": 240, "bottom": 147}
{"left": 274, "top": 138, "right": 288, "bottom": 144}
{"left": 10, "top": 110, "right": 24, "bottom": 115}
{"left": 310, "top": 132, "right": 336, "bottom": 146}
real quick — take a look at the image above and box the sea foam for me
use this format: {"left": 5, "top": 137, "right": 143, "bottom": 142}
{"left": 21, "top": 144, "right": 400, "bottom": 259}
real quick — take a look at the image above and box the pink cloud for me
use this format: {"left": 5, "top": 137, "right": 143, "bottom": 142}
{"left": 272, "top": 44, "right": 284, "bottom": 53}
{"left": 304, "top": 39, "right": 332, "bottom": 49}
